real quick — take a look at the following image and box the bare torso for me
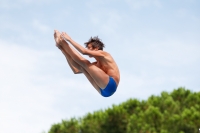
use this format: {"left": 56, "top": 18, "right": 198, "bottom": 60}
{"left": 93, "top": 51, "right": 120, "bottom": 86}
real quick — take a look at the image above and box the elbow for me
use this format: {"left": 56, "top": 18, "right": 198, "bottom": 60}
{"left": 73, "top": 70, "right": 82, "bottom": 74}
{"left": 73, "top": 72, "right": 78, "bottom": 74}
{"left": 73, "top": 70, "right": 79, "bottom": 74}
{"left": 82, "top": 49, "right": 87, "bottom": 55}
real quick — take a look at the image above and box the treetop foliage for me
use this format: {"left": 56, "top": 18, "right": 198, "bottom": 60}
{"left": 48, "top": 87, "right": 200, "bottom": 133}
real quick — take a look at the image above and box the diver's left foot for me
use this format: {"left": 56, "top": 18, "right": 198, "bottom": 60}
{"left": 54, "top": 30, "right": 62, "bottom": 48}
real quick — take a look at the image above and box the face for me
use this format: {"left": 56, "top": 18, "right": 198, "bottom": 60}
{"left": 87, "top": 43, "right": 98, "bottom": 57}
{"left": 87, "top": 43, "right": 99, "bottom": 50}
{"left": 87, "top": 44, "right": 93, "bottom": 50}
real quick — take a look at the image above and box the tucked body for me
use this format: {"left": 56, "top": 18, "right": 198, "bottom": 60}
{"left": 54, "top": 30, "right": 120, "bottom": 97}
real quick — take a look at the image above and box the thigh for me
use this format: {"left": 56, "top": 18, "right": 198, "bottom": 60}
{"left": 81, "top": 68, "right": 101, "bottom": 94}
{"left": 84, "top": 64, "right": 110, "bottom": 89}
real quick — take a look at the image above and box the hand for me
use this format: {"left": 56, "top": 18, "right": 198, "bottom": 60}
{"left": 61, "top": 32, "right": 71, "bottom": 42}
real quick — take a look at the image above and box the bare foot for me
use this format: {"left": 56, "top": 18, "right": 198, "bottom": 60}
{"left": 54, "top": 30, "right": 62, "bottom": 48}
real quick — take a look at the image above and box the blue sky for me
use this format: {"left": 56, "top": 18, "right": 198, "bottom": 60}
{"left": 0, "top": 0, "right": 200, "bottom": 133}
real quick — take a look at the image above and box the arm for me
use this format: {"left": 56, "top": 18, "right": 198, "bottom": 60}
{"left": 61, "top": 32, "right": 86, "bottom": 54}
{"left": 61, "top": 32, "right": 105, "bottom": 57}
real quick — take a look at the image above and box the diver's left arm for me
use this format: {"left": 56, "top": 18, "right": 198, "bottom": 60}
{"left": 61, "top": 32, "right": 86, "bottom": 54}
{"left": 61, "top": 32, "right": 105, "bottom": 57}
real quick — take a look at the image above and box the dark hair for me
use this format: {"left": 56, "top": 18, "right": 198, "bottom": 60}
{"left": 84, "top": 36, "right": 105, "bottom": 50}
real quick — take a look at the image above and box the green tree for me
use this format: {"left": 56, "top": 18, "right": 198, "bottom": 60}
{"left": 127, "top": 105, "right": 163, "bottom": 133}
{"left": 80, "top": 110, "right": 106, "bottom": 133}
{"left": 48, "top": 118, "right": 79, "bottom": 133}
{"left": 102, "top": 105, "right": 128, "bottom": 133}
{"left": 47, "top": 87, "right": 200, "bottom": 133}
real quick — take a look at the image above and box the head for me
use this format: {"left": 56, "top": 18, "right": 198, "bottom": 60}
{"left": 84, "top": 36, "right": 105, "bottom": 51}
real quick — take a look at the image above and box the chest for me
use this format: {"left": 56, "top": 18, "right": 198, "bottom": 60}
{"left": 96, "top": 62, "right": 107, "bottom": 72}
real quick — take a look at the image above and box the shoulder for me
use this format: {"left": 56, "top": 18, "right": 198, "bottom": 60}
{"left": 84, "top": 49, "right": 108, "bottom": 57}
{"left": 98, "top": 50, "right": 110, "bottom": 56}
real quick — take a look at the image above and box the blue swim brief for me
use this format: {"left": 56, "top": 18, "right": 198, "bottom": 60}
{"left": 100, "top": 77, "right": 117, "bottom": 97}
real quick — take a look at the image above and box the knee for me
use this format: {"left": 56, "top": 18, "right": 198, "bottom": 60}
{"left": 81, "top": 60, "right": 91, "bottom": 68}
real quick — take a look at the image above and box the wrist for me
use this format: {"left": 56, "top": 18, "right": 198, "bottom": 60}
{"left": 68, "top": 38, "right": 73, "bottom": 43}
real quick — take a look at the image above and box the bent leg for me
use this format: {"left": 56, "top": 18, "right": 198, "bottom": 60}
{"left": 54, "top": 30, "right": 109, "bottom": 89}
{"left": 60, "top": 40, "right": 109, "bottom": 89}
{"left": 54, "top": 30, "right": 86, "bottom": 67}
{"left": 80, "top": 68, "right": 101, "bottom": 94}
{"left": 59, "top": 43, "right": 104, "bottom": 93}
{"left": 60, "top": 46, "right": 82, "bottom": 74}
{"left": 54, "top": 30, "right": 82, "bottom": 74}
